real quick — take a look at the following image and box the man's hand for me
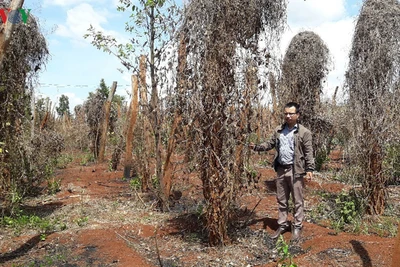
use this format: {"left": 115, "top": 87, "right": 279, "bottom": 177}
{"left": 305, "top": 172, "right": 313, "bottom": 182}
{"left": 248, "top": 142, "right": 255, "bottom": 150}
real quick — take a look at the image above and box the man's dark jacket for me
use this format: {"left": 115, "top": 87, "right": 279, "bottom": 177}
{"left": 254, "top": 123, "right": 315, "bottom": 177}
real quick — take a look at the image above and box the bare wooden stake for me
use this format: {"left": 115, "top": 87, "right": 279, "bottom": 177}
{"left": 332, "top": 86, "right": 339, "bottom": 106}
{"left": 123, "top": 76, "right": 139, "bottom": 179}
{"left": 40, "top": 112, "right": 49, "bottom": 132}
{"left": 162, "top": 114, "right": 182, "bottom": 204}
{"left": 98, "top": 81, "right": 117, "bottom": 162}
{"left": 139, "top": 55, "right": 148, "bottom": 104}
{"left": 160, "top": 32, "right": 188, "bottom": 208}
{"left": 139, "top": 54, "right": 151, "bottom": 191}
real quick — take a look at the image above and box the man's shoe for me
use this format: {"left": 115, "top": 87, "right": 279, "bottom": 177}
{"left": 270, "top": 226, "right": 290, "bottom": 239}
{"left": 291, "top": 227, "right": 302, "bottom": 241}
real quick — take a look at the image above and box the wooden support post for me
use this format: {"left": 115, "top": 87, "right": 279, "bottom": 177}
{"left": 162, "top": 114, "right": 181, "bottom": 202}
{"left": 98, "top": 81, "right": 117, "bottom": 162}
{"left": 139, "top": 55, "right": 148, "bottom": 104}
{"left": 39, "top": 112, "right": 49, "bottom": 132}
{"left": 123, "top": 76, "right": 139, "bottom": 179}
{"left": 160, "top": 32, "right": 188, "bottom": 207}
{"left": 139, "top": 55, "right": 151, "bottom": 191}
{"left": 332, "top": 86, "right": 339, "bottom": 106}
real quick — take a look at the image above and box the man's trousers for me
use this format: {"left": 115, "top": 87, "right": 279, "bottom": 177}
{"left": 276, "top": 165, "right": 304, "bottom": 229}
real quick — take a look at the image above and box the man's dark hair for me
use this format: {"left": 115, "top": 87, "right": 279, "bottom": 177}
{"left": 284, "top": 102, "right": 300, "bottom": 113}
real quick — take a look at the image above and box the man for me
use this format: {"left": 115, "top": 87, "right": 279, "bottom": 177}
{"left": 249, "top": 102, "right": 315, "bottom": 241}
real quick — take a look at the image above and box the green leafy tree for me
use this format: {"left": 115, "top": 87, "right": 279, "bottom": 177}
{"left": 84, "top": 79, "right": 109, "bottom": 159}
{"left": 56, "top": 94, "right": 71, "bottom": 117}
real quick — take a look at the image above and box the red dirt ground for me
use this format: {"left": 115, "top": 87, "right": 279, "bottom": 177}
{"left": 0, "top": 151, "right": 399, "bottom": 267}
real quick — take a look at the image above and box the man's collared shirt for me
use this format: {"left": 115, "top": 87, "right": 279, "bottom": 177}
{"left": 278, "top": 124, "right": 297, "bottom": 165}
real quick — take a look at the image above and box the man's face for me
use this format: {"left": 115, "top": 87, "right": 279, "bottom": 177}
{"left": 284, "top": 106, "right": 299, "bottom": 125}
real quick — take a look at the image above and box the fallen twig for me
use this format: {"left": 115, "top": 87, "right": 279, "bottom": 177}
{"left": 154, "top": 226, "right": 163, "bottom": 267}
{"left": 242, "top": 196, "right": 263, "bottom": 227}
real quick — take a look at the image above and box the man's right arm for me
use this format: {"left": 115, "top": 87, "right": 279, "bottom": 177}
{"left": 249, "top": 133, "right": 276, "bottom": 152}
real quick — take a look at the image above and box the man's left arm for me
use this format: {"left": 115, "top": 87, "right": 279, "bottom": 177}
{"left": 303, "top": 130, "right": 315, "bottom": 181}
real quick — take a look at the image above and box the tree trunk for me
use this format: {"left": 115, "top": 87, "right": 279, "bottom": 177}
{"left": 123, "top": 76, "right": 139, "bottom": 179}
{"left": 366, "top": 141, "right": 385, "bottom": 215}
{"left": 202, "top": 119, "right": 231, "bottom": 246}
{"left": 111, "top": 144, "right": 123, "bottom": 171}
{"left": 139, "top": 55, "right": 148, "bottom": 104}
{"left": 161, "top": 114, "right": 182, "bottom": 204}
{"left": 98, "top": 81, "right": 117, "bottom": 162}
{"left": 362, "top": 117, "right": 386, "bottom": 215}
{"left": 201, "top": 42, "right": 236, "bottom": 246}
{"left": 139, "top": 54, "right": 151, "bottom": 191}
{"left": 149, "top": 6, "right": 163, "bottom": 203}
{"left": 0, "top": 0, "right": 25, "bottom": 72}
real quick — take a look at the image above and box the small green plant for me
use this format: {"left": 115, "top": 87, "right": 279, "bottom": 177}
{"left": 47, "top": 178, "right": 62, "bottom": 195}
{"left": 80, "top": 153, "right": 95, "bottom": 166}
{"left": 315, "top": 149, "right": 330, "bottom": 171}
{"left": 59, "top": 222, "right": 67, "bottom": 231}
{"left": 369, "top": 217, "right": 399, "bottom": 237}
{"left": 257, "top": 159, "right": 270, "bottom": 167}
{"left": 195, "top": 203, "right": 204, "bottom": 219}
{"left": 8, "top": 186, "right": 23, "bottom": 215}
{"left": 74, "top": 216, "right": 88, "bottom": 227}
{"left": 56, "top": 154, "right": 73, "bottom": 169}
{"left": 276, "top": 235, "right": 297, "bottom": 267}
{"left": 306, "top": 189, "right": 366, "bottom": 234}
{"left": 335, "top": 192, "right": 360, "bottom": 228}
{"left": 151, "top": 174, "right": 159, "bottom": 189}
{"left": 0, "top": 211, "right": 57, "bottom": 234}
{"left": 108, "top": 159, "right": 113, "bottom": 171}
{"left": 40, "top": 233, "right": 47, "bottom": 241}
{"left": 129, "top": 176, "right": 141, "bottom": 190}
{"left": 308, "top": 202, "right": 326, "bottom": 223}
{"left": 245, "top": 166, "right": 258, "bottom": 179}
{"left": 44, "top": 161, "right": 55, "bottom": 177}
